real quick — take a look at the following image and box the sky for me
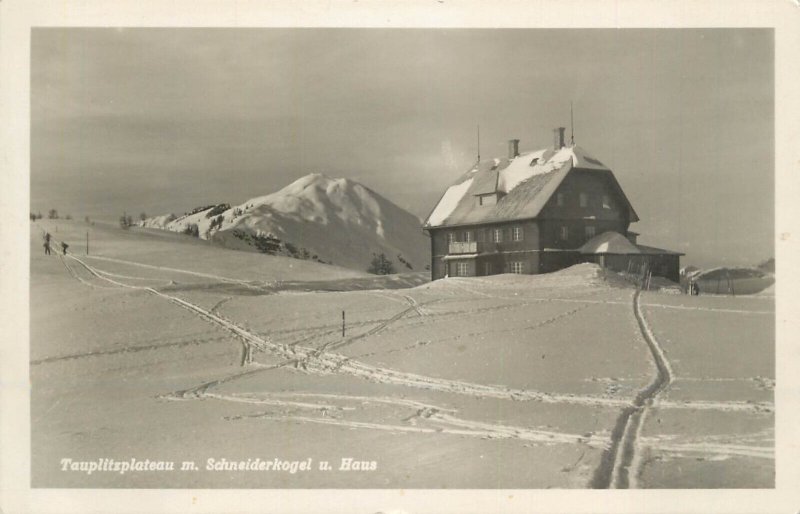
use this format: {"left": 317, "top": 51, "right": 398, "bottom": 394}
{"left": 31, "top": 28, "right": 773, "bottom": 268}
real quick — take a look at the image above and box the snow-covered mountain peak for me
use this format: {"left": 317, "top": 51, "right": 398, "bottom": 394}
{"left": 141, "top": 173, "right": 428, "bottom": 272}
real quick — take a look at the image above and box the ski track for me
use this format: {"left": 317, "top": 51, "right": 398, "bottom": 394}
{"left": 54, "top": 251, "right": 774, "bottom": 416}
{"left": 209, "top": 296, "right": 233, "bottom": 315}
{"left": 203, "top": 392, "right": 354, "bottom": 412}
{"left": 639, "top": 428, "right": 774, "bottom": 460}
{"left": 641, "top": 302, "right": 773, "bottom": 316}
{"left": 59, "top": 251, "right": 631, "bottom": 410}
{"left": 83, "top": 254, "right": 264, "bottom": 290}
{"left": 45, "top": 246, "right": 775, "bottom": 478}
{"left": 208, "top": 391, "right": 458, "bottom": 413}
{"left": 225, "top": 410, "right": 610, "bottom": 449}
{"left": 30, "top": 333, "right": 233, "bottom": 365}
{"left": 655, "top": 399, "right": 773, "bottom": 414}
{"left": 645, "top": 442, "right": 774, "bottom": 460}
{"left": 593, "top": 290, "right": 675, "bottom": 490}
{"left": 313, "top": 294, "right": 437, "bottom": 355}
{"left": 56, "top": 254, "right": 117, "bottom": 290}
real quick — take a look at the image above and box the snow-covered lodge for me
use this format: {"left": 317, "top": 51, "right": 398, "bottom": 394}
{"left": 423, "top": 128, "right": 683, "bottom": 282}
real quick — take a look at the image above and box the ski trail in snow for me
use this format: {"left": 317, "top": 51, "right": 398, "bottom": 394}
{"left": 655, "top": 399, "right": 772, "bottom": 414}
{"left": 83, "top": 254, "right": 264, "bottom": 290}
{"left": 593, "top": 290, "right": 674, "bottom": 489}
{"left": 62, "top": 253, "right": 623, "bottom": 407}
{"left": 402, "top": 295, "right": 429, "bottom": 316}
{"left": 205, "top": 391, "right": 458, "bottom": 413}
{"left": 61, "top": 253, "right": 768, "bottom": 415}
{"left": 63, "top": 253, "right": 277, "bottom": 362}
{"left": 30, "top": 333, "right": 234, "bottom": 365}
{"left": 92, "top": 267, "right": 172, "bottom": 284}
{"left": 56, "top": 253, "right": 117, "bottom": 289}
{"left": 641, "top": 302, "right": 773, "bottom": 316}
{"left": 209, "top": 296, "right": 233, "bottom": 315}
{"left": 224, "top": 408, "right": 610, "bottom": 449}
{"left": 366, "top": 290, "right": 411, "bottom": 306}
{"left": 202, "top": 392, "right": 354, "bottom": 412}
{"left": 312, "top": 294, "right": 438, "bottom": 355}
{"left": 645, "top": 442, "right": 773, "bottom": 460}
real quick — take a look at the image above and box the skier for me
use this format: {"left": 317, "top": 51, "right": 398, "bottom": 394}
{"left": 43, "top": 232, "right": 51, "bottom": 255}
{"left": 60, "top": 241, "right": 69, "bottom": 255}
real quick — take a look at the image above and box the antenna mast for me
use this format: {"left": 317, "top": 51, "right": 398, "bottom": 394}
{"left": 477, "top": 125, "right": 481, "bottom": 163}
{"left": 570, "top": 102, "right": 575, "bottom": 146}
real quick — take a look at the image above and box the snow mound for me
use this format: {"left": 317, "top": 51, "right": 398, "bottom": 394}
{"left": 423, "top": 263, "right": 635, "bottom": 292}
{"left": 579, "top": 232, "right": 640, "bottom": 255}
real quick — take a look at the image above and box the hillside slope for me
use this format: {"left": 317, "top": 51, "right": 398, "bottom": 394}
{"left": 142, "top": 174, "right": 429, "bottom": 272}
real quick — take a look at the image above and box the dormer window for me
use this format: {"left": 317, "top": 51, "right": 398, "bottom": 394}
{"left": 529, "top": 157, "right": 539, "bottom": 166}
{"left": 579, "top": 193, "right": 588, "bottom": 208}
{"left": 602, "top": 195, "right": 612, "bottom": 209}
{"left": 477, "top": 194, "right": 497, "bottom": 207}
{"left": 557, "top": 193, "right": 565, "bottom": 207}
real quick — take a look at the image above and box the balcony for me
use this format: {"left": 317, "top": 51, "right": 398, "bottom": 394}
{"left": 449, "top": 241, "right": 485, "bottom": 254}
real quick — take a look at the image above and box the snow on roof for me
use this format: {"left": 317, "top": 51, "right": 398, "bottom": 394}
{"left": 470, "top": 165, "right": 501, "bottom": 196}
{"left": 496, "top": 148, "right": 558, "bottom": 193}
{"left": 579, "top": 231, "right": 641, "bottom": 254}
{"left": 426, "top": 177, "right": 474, "bottom": 227}
{"left": 423, "top": 142, "right": 631, "bottom": 229}
{"left": 693, "top": 267, "right": 766, "bottom": 280}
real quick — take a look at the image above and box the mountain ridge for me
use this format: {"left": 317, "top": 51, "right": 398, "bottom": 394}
{"left": 140, "top": 173, "right": 429, "bottom": 272}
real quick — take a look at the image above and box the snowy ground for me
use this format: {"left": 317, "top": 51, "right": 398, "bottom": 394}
{"left": 30, "top": 220, "right": 774, "bottom": 488}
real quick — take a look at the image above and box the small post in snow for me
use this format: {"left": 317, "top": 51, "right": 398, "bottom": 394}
{"left": 342, "top": 310, "right": 345, "bottom": 338}
{"left": 86, "top": 231, "right": 89, "bottom": 255}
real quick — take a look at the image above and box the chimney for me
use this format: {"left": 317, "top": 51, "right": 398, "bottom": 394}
{"left": 553, "top": 127, "right": 566, "bottom": 149}
{"left": 508, "top": 139, "right": 520, "bottom": 159}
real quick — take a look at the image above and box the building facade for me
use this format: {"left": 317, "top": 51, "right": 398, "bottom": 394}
{"left": 424, "top": 128, "right": 682, "bottom": 281}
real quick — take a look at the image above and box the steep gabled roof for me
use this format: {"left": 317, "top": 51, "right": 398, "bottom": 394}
{"left": 470, "top": 159, "right": 504, "bottom": 195}
{"left": 424, "top": 144, "right": 638, "bottom": 229}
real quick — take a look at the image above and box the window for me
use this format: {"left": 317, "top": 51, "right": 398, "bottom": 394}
{"left": 579, "top": 193, "right": 588, "bottom": 208}
{"left": 512, "top": 226, "right": 523, "bottom": 241}
{"left": 585, "top": 225, "right": 596, "bottom": 239}
{"left": 484, "top": 262, "right": 493, "bottom": 275}
{"left": 511, "top": 262, "right": 524, "bottom": 274}
{"left": 602, "top": 195, "right": 611, "bottom": 209}
{"left": 447, "top": 232, "right": 455, "bottom": 244}
{"left": 560, "top": 226, "right": 569, "bottom": 241}
{"left": 464, "top": 231, "right": 473, "bottom": 242}
{"left": 493, "top": 228, "right": 503, "bottom": 243}
{"left": 476, "top": 229, "right": 485, "bottom": 242}
{"left": 556, "top": 193, "right": 565, "bottom": 207}
{"left": 457, "top": 262, "right": 469, "bottom": 277}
